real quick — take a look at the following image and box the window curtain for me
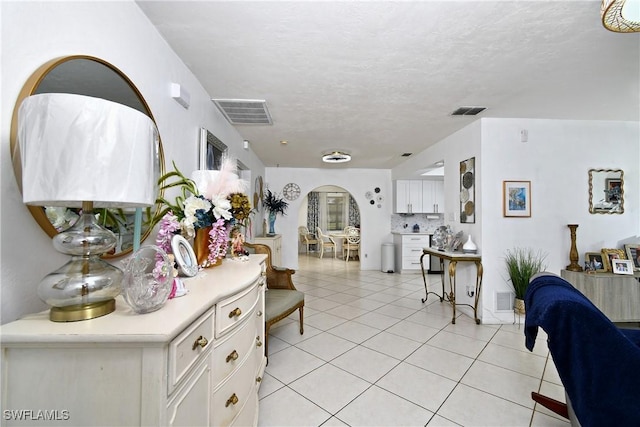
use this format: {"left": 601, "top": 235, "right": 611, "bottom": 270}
{"left": 349, "top": 195, "right": 360, "bottom": 227}
{"left": 307, "top": 192, "right": 319, "bottom": 235}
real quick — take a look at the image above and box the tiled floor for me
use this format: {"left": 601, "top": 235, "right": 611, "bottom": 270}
{"left": 258, "top": 254, "right": 569, "bottom": 427}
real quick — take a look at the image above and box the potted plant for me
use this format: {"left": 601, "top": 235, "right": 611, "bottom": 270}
{"left": 262, "top": 189, "right": 288, "bottom": 236}
{"left": 504, "top": 247, "right": 547, "bottom": 314}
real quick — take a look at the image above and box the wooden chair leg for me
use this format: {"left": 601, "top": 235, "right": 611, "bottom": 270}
{"left": 531, "top": 392, "right": 569, "bottom": 419}
{"left": 298, "top": 307, "right": 304, "bottom": 334}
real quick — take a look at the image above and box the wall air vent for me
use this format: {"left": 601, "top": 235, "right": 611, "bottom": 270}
{"left": 212, "top": 99, "right": 273, "bottom": 125}
{"left": 451, "top": 106, "right": 486, "bottom": 116}
{"left": 401, "top": 153, "right": 413, "bottom": 157}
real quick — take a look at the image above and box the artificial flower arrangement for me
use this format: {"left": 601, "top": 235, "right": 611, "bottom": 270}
{"left": 262, "top": 189, "right": 288, "bottom": 235}
{"left": 153, "top": 158, "right": 252, "bottom": 267}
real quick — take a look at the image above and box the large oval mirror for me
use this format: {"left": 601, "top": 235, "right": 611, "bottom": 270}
{"left": 10, "top": 55, "right": 165, "bottom": 257}
{"left": 589, "top": 168, "right": 623, "bottom": 214}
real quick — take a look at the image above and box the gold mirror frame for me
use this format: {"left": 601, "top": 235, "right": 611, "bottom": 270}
{"left": 588, "top": 168, "right": 624, "bottom": 214}
{"left": 10, "top": 55, "right": 165, "bottom": 258}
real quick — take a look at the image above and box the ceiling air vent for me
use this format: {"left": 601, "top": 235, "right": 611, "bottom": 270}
{"left": 451, "top": 106, "right": 486, "bottom": 116}
{"left": 212, "top": 99, "right": 273, "bottom": 125}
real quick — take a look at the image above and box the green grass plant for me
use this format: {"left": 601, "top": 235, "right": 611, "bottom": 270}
{"left": 505, "top": 248, "right": 548, "bottom": 299}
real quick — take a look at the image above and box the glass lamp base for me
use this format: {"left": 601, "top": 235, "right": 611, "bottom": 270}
{"left": 49, "top": 299, "right": 116, "bottom": 322}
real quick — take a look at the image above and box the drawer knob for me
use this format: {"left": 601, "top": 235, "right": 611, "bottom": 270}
{"left": 256, "top": 337, "right": 263, "bottom": 347}
{"left": 256, "top": 376, "right": 262, "bottom": 383}
{"left": 192, "top": 336, "right": 208, "bottom": 350}
{"left": 225, "top": 393, "right": 239, "bottom": 407}
{"left": 226, "top": 350, "right": 239, "bottom": 363}
{"left": 228, "top": 307, "right": 242, "bottom": 318}
{"left": 257, "top": 310, "right": 263, "bottom": 317}
{"left": 261, "top": 271, "right": 267, "bottom": 277}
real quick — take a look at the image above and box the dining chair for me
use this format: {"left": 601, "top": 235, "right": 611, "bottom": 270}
{"left": 343, "top": 234, "right": 360, "bottom": 261}
{"left": 316, "top": 227, "right": 336, "bottom": 259}
{"left": 344, "top": 225, "right": 359, "bottom": 236}
{"left": 298, "top": 226, "right": 318, "bottom": 253}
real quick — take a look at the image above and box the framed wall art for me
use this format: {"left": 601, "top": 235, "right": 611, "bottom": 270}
{"left": 198, "top": 127, "right": 228, "bottom": 170}
{"left": 503, "top": 181, "right": 531, "bottom": 217}
{"left": 584, "top": 252, "right": 606, "bottom": 273}
{"left": 460, "top": 157, "right": 475, "bottom": 223}
{"left": 624, "top": 244, "right": 640, "bottom": 271}
{"left": 612, "top": 259, "right": 634, "bottom": 275}
{"left": 601, "top": 248, "right": 626, "bottom": 272}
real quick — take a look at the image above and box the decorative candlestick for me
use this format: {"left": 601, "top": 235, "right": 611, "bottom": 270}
{"left": 566, "top": 224, "right": 583, "bottom": 272}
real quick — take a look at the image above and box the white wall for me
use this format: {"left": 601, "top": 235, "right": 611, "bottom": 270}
{"left": 480, "top": 118, "right": 639, "bottom": 322}
{"left": 0, "top": 1, "right": 265, "bottom": 323}
{"left": 394, "top": 117, "right": 639, "bottom": 324}
{"left": 261, "top": 168, "right": 392, "bottom": 270}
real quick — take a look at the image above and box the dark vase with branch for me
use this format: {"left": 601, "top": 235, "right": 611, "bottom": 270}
{"left": 262, "top": 189, "right": 288, "bottom": 236}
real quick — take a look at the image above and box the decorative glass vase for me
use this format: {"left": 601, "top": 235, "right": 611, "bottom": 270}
{"left": 268, "top": 211, "right": 276, "bottom": 235}
{"left": 122, "top": 245, "right": 173, "bottom": 314}
{"left": 462, "top": 235, "right": 478, "bottom": 254}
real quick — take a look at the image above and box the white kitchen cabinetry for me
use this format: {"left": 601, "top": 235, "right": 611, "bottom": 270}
{"left": 394, "top": 180, "right": 423, "bottom": 214}
{"left": 394, "top": 234, "right": 430, "bottom": 274}
{"left": 422, "top": 180, "right": 444, "bottom": 213}
{"left": 254, "top": 234, "right": 282, "bottom": 266}
{"left": 1, "top": 255, "right": 267, "bottom": 427}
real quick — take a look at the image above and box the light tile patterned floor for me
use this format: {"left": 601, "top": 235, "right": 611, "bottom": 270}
{"left": 258, "top": 254, "right": 569, "bottom": 427}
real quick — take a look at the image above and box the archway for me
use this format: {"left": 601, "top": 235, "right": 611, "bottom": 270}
{"left": 297, "top": 185, "right": 360, "bottom": 259}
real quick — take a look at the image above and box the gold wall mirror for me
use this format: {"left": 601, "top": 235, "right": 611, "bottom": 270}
{"left": 10, "top": 55, "right": 165, "bottom": 258}
{"left": 588, "top": 168, "right": 624, "bottom": 214}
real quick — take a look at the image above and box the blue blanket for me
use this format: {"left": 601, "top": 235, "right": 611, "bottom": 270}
{"left": 524, "top": 273, "right": 640, "bottom": 427}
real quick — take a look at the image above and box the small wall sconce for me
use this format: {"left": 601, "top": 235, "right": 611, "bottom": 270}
{"left": 171, "top": 83, "right": 190, "bottom": 109}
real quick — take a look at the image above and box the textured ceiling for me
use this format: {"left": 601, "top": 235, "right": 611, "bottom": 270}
{"left": 136, "top": 1, "right": 640, "bottom": 170}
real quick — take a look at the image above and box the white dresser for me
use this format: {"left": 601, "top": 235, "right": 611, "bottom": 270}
{"left": 1, "top": 255, "right": 267, "bottom": 427}
{"left": 253, "top": 234, "right": 282, "bottom": 266}
{"left": 393, "top": 233, "right": 431, "bottom": 273}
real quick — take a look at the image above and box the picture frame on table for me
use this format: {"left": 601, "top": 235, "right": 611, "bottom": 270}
{"left": 171, "top": 234, "right": 198, "bottom": 277}
{"left": 503, "top": 181, "right": 531, "bottom": 217}
{"left": 584, "top": 252, "right": 606, "bottom": 273}
{"left": 198, "top": 127, "right": 228, "bottom": 170}
{"left": 601, "top": 248, "right": 627, "bottom": 273}
{"left": 612, "top": 259, "right": 634, "bottom": 275}
{"left": 624, "top": 244, "right": 640, "bottom": 271}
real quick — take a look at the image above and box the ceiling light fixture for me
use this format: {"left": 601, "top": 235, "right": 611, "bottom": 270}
{"left": 602, "top": 0, "right": 640, "bottom": 32}
{"left": 322, "top": 151, "right": 352, "bottom": 163}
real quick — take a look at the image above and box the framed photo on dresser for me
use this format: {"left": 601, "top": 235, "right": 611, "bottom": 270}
{"left": 624, "top": 244, "right": 640, "bottom": 271}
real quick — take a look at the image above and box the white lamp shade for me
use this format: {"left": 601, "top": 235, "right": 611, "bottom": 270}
{"left": 18, "top": 93, "right": 159, "bottom": 208}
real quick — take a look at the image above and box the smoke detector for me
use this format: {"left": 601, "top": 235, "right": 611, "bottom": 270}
{"left": 322, "top": 151, "right": 351, "bottom": 163}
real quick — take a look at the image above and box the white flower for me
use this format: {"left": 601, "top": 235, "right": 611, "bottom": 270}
{"left": 45, "top": 207, "right": 79, "bottom": 231}
{"left": 182, "top": 196, "right": 212, "bottom": 220}
{"left": 180, "top": 218, "right": 196, "bottom": 239}
{"left": 210, "top": 194, "right": 232, "bottom": 220}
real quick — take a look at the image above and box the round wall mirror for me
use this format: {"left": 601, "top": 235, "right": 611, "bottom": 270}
{"left": 10, "top": 55, "right": 165, "bottom": 258}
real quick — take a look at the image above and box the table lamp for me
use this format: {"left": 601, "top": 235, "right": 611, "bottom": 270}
{"left": 18, "top": 93, "right": 159, "bottom": 321}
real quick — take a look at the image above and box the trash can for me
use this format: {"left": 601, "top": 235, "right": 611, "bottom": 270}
{"left": 381, "top": 243, "right": 395, "bottom": 273}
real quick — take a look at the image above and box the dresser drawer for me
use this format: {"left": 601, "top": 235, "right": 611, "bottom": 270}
{"left": 216, "top": 282, "right": 259, "bottom": 337}
{"left": 168, "top": 308, "right": 214, "bottom": 395}
{"left": 402, "top": 235, "right": 429, "bottom": 246}
{"left": 212, "top": 310, "right": 257, "bottom": 385}
{"left": 211, "top": 349, "right": 257, "bottom": 427}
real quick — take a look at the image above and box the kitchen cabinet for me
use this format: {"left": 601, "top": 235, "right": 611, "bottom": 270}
{"left": 394, "top": 233, "right": 430, "bottom": 273}
{"left": 1, "top": 255, "right": 267, "bottom": 427}
{"left": 254, "top": 234, "right": 282, "bottom": 266}
{"left": 422, "top": 180, "right": 444, "bottom": 213}
{"left": 394, "top": 180, "right": 423, "bottom": 213}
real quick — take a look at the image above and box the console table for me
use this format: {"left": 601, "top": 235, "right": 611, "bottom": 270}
{"left": 561, "top": 269, "right": 640, "bottom": 322}
{"left": 420, "top": 247, "right": 483, "bottom": 324}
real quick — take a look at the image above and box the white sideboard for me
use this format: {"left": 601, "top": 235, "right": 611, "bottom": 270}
{"left": 393, "top": 233, "right": 430, "bottom": 274}
{"left": 253, "top": 234, "right": 282, "bottom": 266}
{"left": 1, "top": 255, "right": 267, "bottom": 427}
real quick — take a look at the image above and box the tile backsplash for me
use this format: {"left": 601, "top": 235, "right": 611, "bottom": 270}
{"left": 391, "top": 214, "right": 444, "bottom": 233}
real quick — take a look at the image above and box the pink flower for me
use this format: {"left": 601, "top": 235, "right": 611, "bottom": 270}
{"left": 207, "top": 218, "right": 229, "bottom": 264}
{"left": 156, "top": 212, "right": 180, "bottom": 254}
